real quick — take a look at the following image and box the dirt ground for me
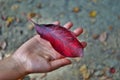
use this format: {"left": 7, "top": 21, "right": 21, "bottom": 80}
{"left": 0, "top": 0, "right": 120, "bottom": 80}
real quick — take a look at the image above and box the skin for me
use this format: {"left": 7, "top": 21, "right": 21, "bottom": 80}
{"left": 0, "top": 21, "right": 87, "bottom": 80}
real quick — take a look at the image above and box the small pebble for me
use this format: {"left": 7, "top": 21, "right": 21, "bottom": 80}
{"left": 99, "top": 32, "right": 107, "bottom": 42}
{"left": 1, "top": 15, "right": 7, "bottom": 21}
{"left": 105, "top": 49, "right": 115, "bottom": 54}
{"left": 89, "top": 10, "right": 97, "bottom": 18}
{"left": 0, "top": 41, "right": 7, "bottom": 50}
{"left": 72, "top": 7, "right": 80, "bottom": 13}
{"left": 27, "top": 24, "right": 34, "bottom": 30}
{"left": 20, "top": 30, "right": 23, "bottom": 35}
{"left": 96, "top": 65, "right": 103, "bottom": 70}
{"left": 89, "top": 69, "right": 95, "bottom": 75}
{"left": 94, "top": 70, "right": 104, "bottom": 77}
{"left": 99, "top": 76, "right": 108, "bottom": 80}
{"left": 36, "top": 3, "right": 42, "bottom": 9}
{"left": 92, "top": 34, "right": 99, "bottom": 40}
{"left": 59, "top": 12, "right": 65, "bottom": 18}
{"left": 90, "top": 18, "right": 96, "bottom": 24}
{"left": 11, "top": 4, "right": 19, "bottom": 11}
{"left": 15, "top": 17, "right": 21, "bottom": 23}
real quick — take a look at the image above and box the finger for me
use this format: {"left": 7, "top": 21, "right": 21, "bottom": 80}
{"left": 50, "top": 58, "right": 71, "bottom": 70}
{"left": 43, "top": 54, "right": 54, "bottom": 61}
{"left": 45, "top": 51, "right": 65, "bottom": 61}
{"left": 53, "top": 21, "right": 60, "bottom": 25}
{"left": 64, "top": 22, "right": 73, "bottom": 29}
{"left": 73, "top": 27, "right": 83, "bottom": 36}
{"left": 81, "top": 42, "right": 87, "bottom": 48}
{"left": 52, "top": 52, "right": 65, "bottom": 60}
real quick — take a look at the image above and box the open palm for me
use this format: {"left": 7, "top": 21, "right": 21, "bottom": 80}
{"left": 13, "top": 21, "right": 87, "bottom": 74}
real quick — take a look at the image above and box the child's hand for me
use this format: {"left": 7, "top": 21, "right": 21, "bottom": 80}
{"left": 12, "top": 21, "right": 87, "bottom": 74}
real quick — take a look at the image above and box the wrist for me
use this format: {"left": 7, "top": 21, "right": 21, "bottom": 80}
{"left": 0, "top": 55, "right": 28, "bottom": 80}
{"left": 11, "top": 54, "right": 28, "bottom": 77}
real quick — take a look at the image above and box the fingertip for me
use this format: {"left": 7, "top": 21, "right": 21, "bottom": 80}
{"left": 64, "top": 58, "right": 71, "bottom": 64}
{"left": 50, "top": 58, "right": 71, "bottom": 70}
{"left": 64, "top": 22, "right": 73, "bottom": 29}
{"left": 73, "top": 27, "right": 83, "bottom": 36}
{"left": 53, "top": 21, "right": 60, "bottom": 25}
{"left": 81, "top": 42, "right": 87, "bottom": 48}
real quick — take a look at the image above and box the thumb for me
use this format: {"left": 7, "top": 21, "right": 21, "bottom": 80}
{"left": 50, "top": 58, "right": 71, "bottom": 70}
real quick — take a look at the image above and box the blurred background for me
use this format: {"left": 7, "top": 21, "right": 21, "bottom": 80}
{"left": 0, "top": 0, "right": 120, "bottom": 80}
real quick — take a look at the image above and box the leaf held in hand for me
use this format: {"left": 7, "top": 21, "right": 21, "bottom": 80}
{"left": 33, "top": 21, "right": 84, "bottom": 57}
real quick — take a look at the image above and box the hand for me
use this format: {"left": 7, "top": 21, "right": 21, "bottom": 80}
{"left": 12, "top": 21, "right": 87, "bottom": 74}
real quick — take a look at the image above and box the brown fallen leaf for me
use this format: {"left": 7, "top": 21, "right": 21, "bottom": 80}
{"left": 6, "top": 17, "right": 14, "bottom": 27}
{"left": 80, "top": 64, "right": 91, "bottom": 79}
{"left": 27, "top": 12, "right": 36, "bottom": 19}
{"left": 72, "top": 7, "right": 80, "bottom": 13}
{"left": 92, "top": 34, "right": 99, "bottom": 40}
{"left": 108, "top": 26, "right": 113, "bottom": 31}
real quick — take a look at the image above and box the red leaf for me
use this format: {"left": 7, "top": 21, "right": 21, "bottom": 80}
{"left": 34, "top": 22, "right": 84, "bottom": 57}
